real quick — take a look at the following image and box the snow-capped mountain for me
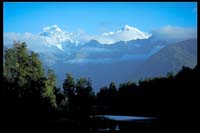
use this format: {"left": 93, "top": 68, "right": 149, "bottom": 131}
{"left": 39, "top": 25, "right": 74, "bottom": 43}
{"left": 99, "top": 25, "right": 152, "bottom": 44}
{"left": 122, "top": 25, "right": 151, "bottom": 39}
{"left": 39, "top": 25, "right": 79, "bottom": 50}
{"left": 38, "top": 25, "right": 152, "bottom": 47}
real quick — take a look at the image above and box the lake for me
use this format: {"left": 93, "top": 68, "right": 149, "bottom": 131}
{"left": 90, "top": 115, "right": 157, "bottom": 132}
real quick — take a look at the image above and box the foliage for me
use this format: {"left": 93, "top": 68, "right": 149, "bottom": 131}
{"left": 43, "top": 69, "right": 57, "bottom": 108}
{"left": 63, "top": 73, "right": 75, "bottom": 97}
{"left": 3, "top": 42, "right": 56, "bottom": 111}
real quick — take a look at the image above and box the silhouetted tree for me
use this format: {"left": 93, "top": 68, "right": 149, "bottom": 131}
{"left": 63, "top": 73, "right": 76, "bottom": 97}
{"left": 62, "top": 73, "right": 76, "bottom": 113}
{"left": 75, "top": 77, "right": 95, "bottom": 130}
{"left": 54, "top": 87, "right": 68, "bottom": 111}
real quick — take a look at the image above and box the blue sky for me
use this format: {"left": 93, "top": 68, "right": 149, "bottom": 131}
{"left": 4, "top": 2, "right": 197, "bottom": 34}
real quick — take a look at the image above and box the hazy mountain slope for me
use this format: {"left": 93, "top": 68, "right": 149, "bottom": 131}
{"left": 135, "top": 38, "right": 197, "bottom": 79}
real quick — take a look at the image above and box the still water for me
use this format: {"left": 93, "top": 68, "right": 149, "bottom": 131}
{"left": 93, "top": 115, "right": 156, "bottom": 131}
{"left": 96, "top": 115, "right": 153, "bottom": 121}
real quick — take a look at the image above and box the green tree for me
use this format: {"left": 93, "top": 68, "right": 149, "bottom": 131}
{"left": 62, "top": 73, "right": 76, "bottom": 113}
{"left": 4, "top": 42, "right": 45, "bottom": 97}
{"left": 43, "top": 69, "right": 57, "bottom": 108}
{"left": 167, "top": 72, "right": 174, "bottom": 78}
{"left": 3, "top": 42, "right": 56, "bottom": 111}
{"left": 63, "top": 73, "right": 75, "bottom": 97}
{"left": 76, "top": 78, "right": 94, "bottom": 97}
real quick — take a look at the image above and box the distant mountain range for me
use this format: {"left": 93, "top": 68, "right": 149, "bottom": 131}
{"left": 39, "top": 25, "right": 152, "bottom": 46}
{"left": 42, "top": 38, "right": 197, "bottom": 91}
{"left": 3, "top": 25, "right": 197, "bottom": 91}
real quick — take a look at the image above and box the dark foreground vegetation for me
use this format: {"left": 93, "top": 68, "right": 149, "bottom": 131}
{"left": 1, "top": 42, "right": 199, "bottom": 132}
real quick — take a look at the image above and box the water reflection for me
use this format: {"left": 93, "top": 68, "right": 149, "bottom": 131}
{"left": 91, "top": 115, "right": 156, "bottom": 132}
{"left": 96, "top": 115, "right": 153, "bottom": 121}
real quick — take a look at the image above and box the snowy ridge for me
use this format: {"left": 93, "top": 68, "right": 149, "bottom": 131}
{"left": 39, "top": 24, "right": 152, "bottom": 47}
{"left": 101, "top": 25, "right": 151, "bottom": 43}
{"left": 39, "top": 25, "right": 75, "bottom": 43}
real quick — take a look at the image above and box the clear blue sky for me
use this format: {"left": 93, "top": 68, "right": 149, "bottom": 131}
{"left": 4, "top": 2, "right": 197, "bottom": 34}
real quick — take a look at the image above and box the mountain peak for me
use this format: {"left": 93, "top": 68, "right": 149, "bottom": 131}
{"left": 123, "top": 25, "right": 137, "bottom": 31}
{"left": 100, "top": 25, "right": 151, "bottom": 44}
{"left": 122, "top": 25, "right": 144, "bottom": 33}
{"left": 39, "top": 25, "right": 74, "bottom": 42}
{"left": 43, "top": 25, "right": 62, "bottom": 32}
{"left": 39, "top": 25, "right": 76, "bottom": 50}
